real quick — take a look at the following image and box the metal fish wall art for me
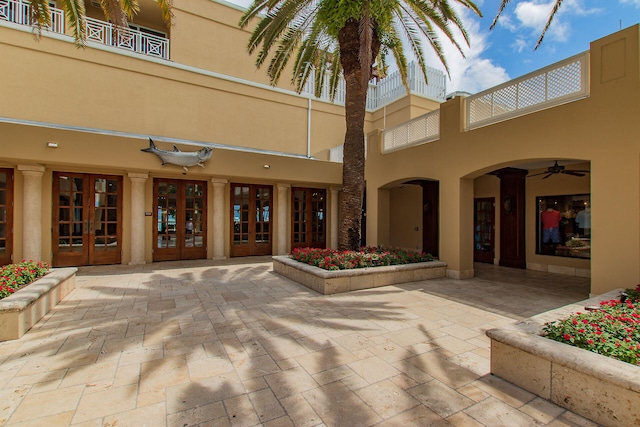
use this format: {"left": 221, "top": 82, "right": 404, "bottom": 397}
{"left": 142, "top": 138, "right": 213, "bottom": 172}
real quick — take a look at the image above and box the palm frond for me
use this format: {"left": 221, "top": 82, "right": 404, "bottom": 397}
{"left": 60, "top": 0, "right": 86, "bottom": 46}
{"left": 327, "top": 49, "right": 342, "bottom": 101}
{"left": 155, "top": 0, "right": 173, "bottom": 27}
{"left": 120, "top": 0, "right": 140, "bottom": 21}
{"left": 490, "top": 0, "right": 513, "bottom": 30}
{"left": 28, "top": 0, "right": 52, "bottom": 38}
{"left": 535, "top": 0, "right": 564, "bottom": 49}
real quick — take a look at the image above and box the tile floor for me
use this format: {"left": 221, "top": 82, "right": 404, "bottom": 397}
{"left": 0, "top": 259, "right": 599, "bottom": 426}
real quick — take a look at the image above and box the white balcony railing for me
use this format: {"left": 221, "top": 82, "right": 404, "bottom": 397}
{"left": 85, "top": 17, "right": 169, "bottom": 60}
{"left": 0, "top": 0, "right": 169, "bottom": 59}
{"left": 382, "top": 109, "right": 440, "bottom": 153}
{"left": 302, "top": 62, "right": 447, "bottom": 110}
{"left": 466, "top": 52, "right": 590, "bottom": 130}
{"left": 0, "top": 0, "right": 63, "bottom": 33}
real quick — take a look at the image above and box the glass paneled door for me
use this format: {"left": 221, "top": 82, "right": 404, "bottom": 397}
{"left": 292, "top": 188, "right": 326, "bottom": 249}
{"left": 153, "top": 179, "right": 207, "bottom": 261}
{"left": 231, "top": 184, "right": 272, "bottom": 257}
{"left": 53, "top": 173, "right": 122, "bottom": 267}
{"left": 0, "top": 169, "right": 13, "bottom": 266}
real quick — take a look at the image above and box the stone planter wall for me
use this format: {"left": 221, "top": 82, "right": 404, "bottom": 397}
{"left": 0, "top": 268, "right": 77, "bottom": 341}
{"left": 486, "top": 290, "right": 640, "bottom": 427}
{"left": 273, "top": 255, "right": 447, "bottom": 295}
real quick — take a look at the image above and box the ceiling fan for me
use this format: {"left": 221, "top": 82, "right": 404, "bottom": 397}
{"left": 528, "top": 161, "right": 590, "bottom": 179}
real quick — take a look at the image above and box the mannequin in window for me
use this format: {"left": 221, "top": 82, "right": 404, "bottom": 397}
{"left": 541, "top": 206, "right": 562, "bottom": 253}
{"left": 576, "top": 206, "right": 591, "bottom": 237}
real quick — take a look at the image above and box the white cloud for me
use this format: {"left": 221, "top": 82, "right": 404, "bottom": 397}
{"left": 620, "top": 0, "right": 640, "bottom": 7}
{"left": 512, "top": 38, "right": 528, "bottom": 53}
{"left": 498, "top": 0, "right": 603, "bottom": 45}
{"left": 431, "top": 7, "right": 511, "bottom": 94}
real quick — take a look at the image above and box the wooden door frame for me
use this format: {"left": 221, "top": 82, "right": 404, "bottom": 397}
{"left": 0, "top": 168, "right": 13, "bottom": 266}
{"left": 230, "top": 183, "right": 273, "bottom": 257}
{"left": 291, "top": 187, "right": 326, "bottom": 250}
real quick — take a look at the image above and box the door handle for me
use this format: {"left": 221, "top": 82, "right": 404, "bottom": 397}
{"left": 83, "top": 220, "right": 89, "bottom": 234}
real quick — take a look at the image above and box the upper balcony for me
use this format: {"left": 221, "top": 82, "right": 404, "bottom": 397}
{"left": 381, "top": 51, "right": 590, "bottom": 154}
{"left": 0, "top": 0, "right": 169, "bottom": 59}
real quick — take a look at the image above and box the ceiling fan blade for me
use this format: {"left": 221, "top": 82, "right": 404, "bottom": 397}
{"left": 527, "top": 171, "right": 549, "bottom": 177}
{"left": 562, "top": 170, "right": 586, "bottom": 177}
{"left": 542, "top": 173, "right": 554, "bottom": 179}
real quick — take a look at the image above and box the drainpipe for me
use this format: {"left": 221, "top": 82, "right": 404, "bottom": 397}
{"left": 307, "top": 98, "right": 312, "bottom": 158}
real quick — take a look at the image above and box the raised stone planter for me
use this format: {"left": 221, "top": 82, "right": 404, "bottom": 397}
{"left": 272, "top": 255, "right": 447, "bottom": 295}
{"left": 486, "top": 289, "right": 640, "bottom": 427}
{"left": 0, "top": 267, "right": 77, "bottom": 341}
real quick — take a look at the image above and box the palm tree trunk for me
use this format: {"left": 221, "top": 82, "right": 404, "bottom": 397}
{"left": 337, "top": 19, "right": 379, "bottom": 250}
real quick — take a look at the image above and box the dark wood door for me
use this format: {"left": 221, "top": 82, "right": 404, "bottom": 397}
{"left": 496, "top": 168, "right": 527, "bottom": 269}
{"left": 422, "top": 180, "right": 439, "bottom": 257}
{"left": 0, "top": 169, "right": 13, "bottom": 266}
{"left": 153, "top": 179, "right": 207, "bottom": 261}
{"left": 231, "top": 184, "right": 272, "bottom": 257}
{"left": 292, "top": 188, "right": 326, "bottom": 249}
{"left": 53, "top": 173, "right": 122, "bottom": 267}
{"left": 474, "top": 198, "right": 495, "bottom": 263}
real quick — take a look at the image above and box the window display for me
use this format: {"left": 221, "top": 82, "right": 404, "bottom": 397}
{"left": 536, "top": 194, "right": 590, "bottom": 259}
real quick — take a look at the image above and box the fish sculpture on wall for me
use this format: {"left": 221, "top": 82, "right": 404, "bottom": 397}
{"left": 142, "top": 138, "right": 213, "bottom": 173}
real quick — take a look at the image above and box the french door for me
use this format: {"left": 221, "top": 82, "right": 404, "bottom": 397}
{"left": 153, "top": 179, "right": 207, "bottom": 261}
{"left": 0, "top": 169, "right": 13, "bottom": 266}
{"left": 231, "top": 184, "right": 272, "bottom": 257}
{"left": 53, "top": 172, "right": 122, "bottom": 267}
{"left": 292, "top": 188, "right": 326, "bottom": 249}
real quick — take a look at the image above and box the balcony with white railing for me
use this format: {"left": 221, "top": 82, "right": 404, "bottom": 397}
{"left": 302, "top": 62, "right": 447, "bottom": 110}
{"left": 379, "top": 51, "right": 591, "bottom": 155}
{"left": 0, "top": 0, "right": 63, "bottom": 32}
{"left": 0, "top": 0, "right": 169, "bottom": 59}
{"left": 85, "top": 17, "right": 169, "bottom": 60}
{"left": 382, "top": 109, "right": 440, "bottom": 154}
{"left": 465, "top": 52, "right": 590, "bottom": 130}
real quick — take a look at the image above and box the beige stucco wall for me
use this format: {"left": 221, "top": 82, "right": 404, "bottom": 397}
{"left": 0, "top": 26, "right": 347, "bottom": 157}
{"left": 366, "top": 25, "right": 640, "bottom": 295}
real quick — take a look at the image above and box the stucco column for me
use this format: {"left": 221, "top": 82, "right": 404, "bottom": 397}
{"left": 277, "top": 183, "right": 290, "bottom": 255}
{"left": 18, "top": 165, "right": 45, "bottom": 262}
{"left": 439, "top": 177, "right": 475, "bottom": 279}
{"left": 211, "top": 178, "right": 227, "bottom": 259}
{"left": 128, "top": 173, "right": 148, "bottom": 265}
{"left": 330, "top": 187, "right": 340, "bottom": 249}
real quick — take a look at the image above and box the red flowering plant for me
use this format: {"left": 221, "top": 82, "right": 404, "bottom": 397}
{"left": 543, "top": 284, "right": 640, "bottom": 365}
{"left": 0, "top": 260, "right": 50, "bottom": 300}
{"left": 290, "top": 247, "right": 433, "bottom": 271}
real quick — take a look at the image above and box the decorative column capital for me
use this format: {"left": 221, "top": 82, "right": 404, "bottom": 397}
{"left": 211, "top": 178, "right": 228, "bottom": 187}
{"left": 127, "top": 172, "right": 149, "bottom": 182}
{"left": 330, "top": 187, "right": 341, "bottom": 193}
{"left": 277, "top": 183, "right": 291, "bottom": 191}
{"left": 17, "top": 164, "right": 45, "bottom": 176}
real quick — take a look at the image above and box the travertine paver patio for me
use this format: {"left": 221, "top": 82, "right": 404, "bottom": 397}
{"left": 0, "top": 258, "right": 597, "bottom": 426}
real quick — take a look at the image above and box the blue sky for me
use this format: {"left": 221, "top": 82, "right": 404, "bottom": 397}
{"left": 224, "top": 0, "right": 640, "bottom": 94}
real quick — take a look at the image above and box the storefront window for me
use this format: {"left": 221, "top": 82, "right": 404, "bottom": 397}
{"left": 537, "top": 194, "right": 590, "bottom": 259}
